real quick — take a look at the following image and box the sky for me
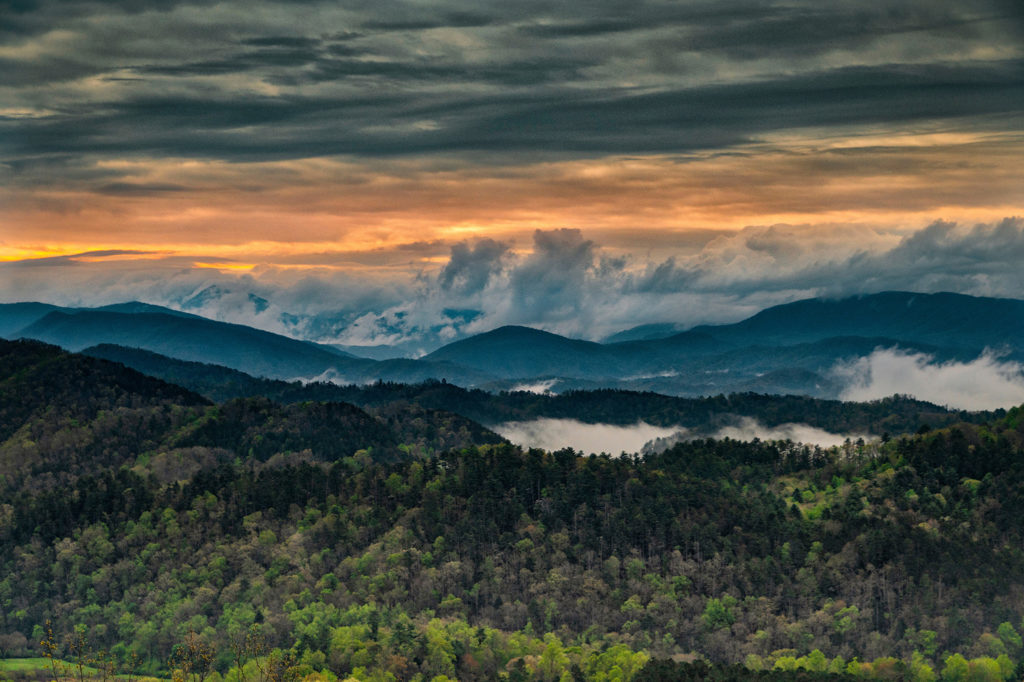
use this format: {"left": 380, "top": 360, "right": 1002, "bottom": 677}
{"left": 2, "top": 0, "right": 1024, "bottom": 349}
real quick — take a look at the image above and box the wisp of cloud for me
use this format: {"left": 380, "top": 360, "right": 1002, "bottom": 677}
{"left": 493, "top": 419, "right": 679, "bottom": 455}
{"left": 643, "top": 418, "right": 867, "bottom": 453}
{"left": 837, "top": 349, "right": 1024, "bottom": 411}
{"left": 498, "top": 417, "right": 867, "bottom": 456}
{"left": 509, "top": 379, "right": 558, "bottom": 394}
{"left": 710, "top": 418, "right": 866, "bottom": 448}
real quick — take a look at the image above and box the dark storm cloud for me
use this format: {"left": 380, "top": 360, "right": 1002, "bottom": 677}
{"left": 520, "top": 2, "right": 1024, "bottom": 53}
{"left": 0, "top": 55, "right": 102, "bottom": 85}
{"left": 361, "top": 11, "right": 496, "bottom": 31}
{"left": 129, "top": 34, "right": 375, "bottom": 78}
{"left": 240, "top": 36, "right": 322, "bottom": 49}
{"left": 517, "top": 18, "right": 643, "bottom": 38}
{"left": 5, "top": 59, "right": 1022, "bottom": 166}
{"left": 671, "top": 8, "right": 1024, "bottom": 58}
{"left": 0, "top": 0, "right": 215, "bottom": 39}
{"left": 3, "top": 0, "right": 1020, "bottom": 54}
{"left": 293, "top": 56, "right": 586, "bottom": 86}
{"left": 472, "top": 61, "right": 1024, "bottom": 151}
{"left": 2, "top": 0, "right": 1023, "bottom": 201}
{"left": 135, "top": 48, "right": 324, "bottom": 76}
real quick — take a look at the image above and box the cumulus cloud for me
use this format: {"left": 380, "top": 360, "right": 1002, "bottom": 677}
{"left": 627, "top": 217, "right": 1024, "bottom": 303}
{"left": 507, "top": 229, "right": 598, "bottom": 320}
{"left": 438, "top": 238, "right": 509, "bottom": 294}
{"left": 836, "top": 348, "right": 1024, "bottom": 410}
{"left": 7, "top": 218, "right": 1024, "bottom": 351}
{"left": 493, "top": 419, "right": 679, "bottom": 456}
{"left": 4, "top": 0, "right": 1021, "bottom": 207}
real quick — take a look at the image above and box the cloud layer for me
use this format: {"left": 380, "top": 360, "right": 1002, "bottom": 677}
{"left": 2, "top": 0, "right": 1022, "bottom": 260}
{"left": 495, "top": 416, "right": 864, "bottom": 456}
{"left": 493, "top": 419, "right": 680, "bottom": 456}
{"left": 5, "top": 218, "right": 1024, "bottom": 348}
{"left": 4, "top": 0, "right": 1021, "bottom": 168}
{"left": 708, "top": 418, "right": 868, "bottom": 449}
{"left": 837, "top": 348, "right": 1024, "bottom": 410}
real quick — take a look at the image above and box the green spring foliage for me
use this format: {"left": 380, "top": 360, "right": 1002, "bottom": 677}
{"left": 5, "top": 339, "right": 1024, "bottom": 680}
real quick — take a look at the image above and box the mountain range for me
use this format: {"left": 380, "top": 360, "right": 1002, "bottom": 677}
{"left": 3, "top": 291, "right": 1022, "bottom": 398}
{"left": 80, "top": 342, "right": 983, "bottom": 439}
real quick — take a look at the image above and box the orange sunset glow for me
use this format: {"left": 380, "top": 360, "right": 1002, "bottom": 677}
{"left": 2, "top": 0, "right": 1023, "bottom": 345}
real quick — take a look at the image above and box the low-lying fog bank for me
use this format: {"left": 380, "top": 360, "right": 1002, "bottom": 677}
{"left": 835, "top": 348, "right": 1024, "bottom": 411}
{"left": 493, "top": 417, "right": 868, "bottom": 456}
{"left": 642, "top": 417, "right": 870, "bottom": 454}
{"left": 492, "top": 418, "right": 679, "bottom": 456}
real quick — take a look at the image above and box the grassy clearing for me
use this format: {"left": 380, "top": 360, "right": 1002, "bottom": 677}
{"left": 0, "top": 659, "right": 163, "bottom": 682}
{"left": 0, "top": 657, "right": 100, "bottom": 678}
{"left": 0, "top": 659, "right": 68, "bottom": 673}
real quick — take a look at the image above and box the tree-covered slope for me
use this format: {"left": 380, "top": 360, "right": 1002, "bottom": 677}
{"left": 0, "top": 339, "right": 209, "bottom": 441}
{"left": 6, "top": 339, "right": 1024, "bottom": 681}
{"left": 5, "top": 421, "right": 1024, "bottom": 680}
{"left": 83, "top": 344, "right": 989, "bottom": 437}
{"left": 0, "top": 340, "right": 502, "bottom": 492}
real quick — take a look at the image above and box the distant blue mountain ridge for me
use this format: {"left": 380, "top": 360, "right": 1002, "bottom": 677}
{"left": 2, "top": 291, "right": 1021, "bottom": 398}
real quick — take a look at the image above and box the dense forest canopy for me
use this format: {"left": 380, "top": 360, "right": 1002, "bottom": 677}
{"left": 4, "top": 339, "right": 1024, "bottom": 681}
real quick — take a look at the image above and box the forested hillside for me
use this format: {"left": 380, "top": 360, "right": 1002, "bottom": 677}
{"left": 4, "top": 340, "right": 1024, "bottom": 680}
{"left": 83, "top": 344, "right": 987, "bottom": 437}
{"left": 0, "top": 340, "right": 502, "bottom": 492}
